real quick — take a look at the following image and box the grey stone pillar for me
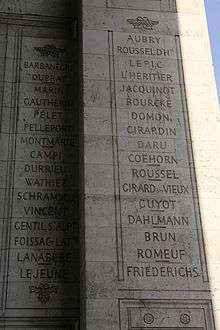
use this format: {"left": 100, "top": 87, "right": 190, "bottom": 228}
{"left": 81, "top": 0, "right": 220, "bottom": 329}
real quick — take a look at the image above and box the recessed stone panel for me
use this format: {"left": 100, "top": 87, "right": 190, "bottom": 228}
{"left": 82, "top": 0, "right": 219, "bottom": 329}
{"left": 0, "top": 0, "right": 79, "bottom": 327}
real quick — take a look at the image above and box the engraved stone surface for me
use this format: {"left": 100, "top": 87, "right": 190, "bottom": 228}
{"left": 0, "top": 0, "right": 79, "bottom": 328}
{"left": 81, "top": 0, "right": 220, "bottom": 329}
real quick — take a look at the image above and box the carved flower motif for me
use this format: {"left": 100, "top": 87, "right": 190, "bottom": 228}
{"left": 180, "top": 313, "right": 191, "bottom": 325}
{"left": 29, "top": 283, "right": 58, "bottom": 304}
{"left": 34, "top": 44, "right": 66, "bottom": 58}
{"left": 127, "top": 16, "right": 159, "bottom": 30}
